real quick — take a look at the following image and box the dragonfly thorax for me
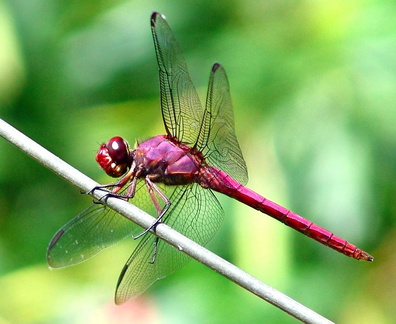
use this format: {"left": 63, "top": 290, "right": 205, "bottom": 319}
{"left": 134, "top": 135, "right": 202, "bottom": 185}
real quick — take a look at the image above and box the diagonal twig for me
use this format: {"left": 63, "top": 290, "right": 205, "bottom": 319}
{"left": 0, "top": 117, "right": 334, "bottom": 324}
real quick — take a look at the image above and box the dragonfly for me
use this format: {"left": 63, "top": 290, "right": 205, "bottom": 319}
{"left": 47, "top": 12, "right": 373, "bottom": 305}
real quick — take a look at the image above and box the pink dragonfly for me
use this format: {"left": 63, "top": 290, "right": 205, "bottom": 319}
{"left": 47, "top": 12, "right": 373, "bottom": 304}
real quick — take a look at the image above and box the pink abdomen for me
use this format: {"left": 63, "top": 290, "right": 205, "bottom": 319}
{"left": 199, "top": 166, "right": 373, "bottom": 261}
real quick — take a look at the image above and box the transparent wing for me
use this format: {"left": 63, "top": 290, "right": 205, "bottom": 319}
{"left": 47, "top": 202, "right": 137, "bottom": 268}
{"left": 47, "top": 180, "right": 161, "bottom": 268}
{"left": 196, "top": 63, "right": 248, "bottom": 184}
{"left": 151, "top": 14, "right": 247, "bottom": 184}
{"left": 151, "top": 12, "right": 203, "bottom": 145}
{"left": 115, "top": 184, "right": 223, "bottom": 304}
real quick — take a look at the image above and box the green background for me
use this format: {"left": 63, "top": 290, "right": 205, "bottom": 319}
{"left": 0, "top": 0, "right": 395, "bottom": 323}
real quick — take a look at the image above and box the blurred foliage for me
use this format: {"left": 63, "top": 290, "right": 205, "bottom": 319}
{"left": 0, "top": 0, "right": 395, "bottom": 323}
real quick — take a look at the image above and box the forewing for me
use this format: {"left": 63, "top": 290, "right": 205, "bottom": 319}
{"left": 115, "top": 184, "right": 223, "bottom": 304}
{"left": 196, "top": 63, "right": 248, "bottom": 184}
{"left": 47, "top": 180, "right": 160, "bottom": 268}
{"left": 151, "top": 12, "right": 203, "bottom": 145}
{"left": 47, "top": 203, "right": 137, "bottom": 268}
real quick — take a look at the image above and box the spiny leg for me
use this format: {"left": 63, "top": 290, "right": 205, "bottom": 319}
{"left": 149, "top": 237, "right": 160, "bottom": 264}
{"left": 89, "top": 164, "right": 137, "bottom": 201}
{"left": 134, "top": 176, "right": 171, "bottom": 239}
{"left": 131, "top": 176, "right": 171, "bottom": 265}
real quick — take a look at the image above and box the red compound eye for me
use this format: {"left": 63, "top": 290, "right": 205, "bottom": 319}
{"left": 95, "top": 136, "right": 131, "bottom": 177}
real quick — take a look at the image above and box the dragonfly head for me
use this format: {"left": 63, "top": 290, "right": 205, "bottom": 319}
{"left": 96, "top": 136, "right": 132, "bottom": 177}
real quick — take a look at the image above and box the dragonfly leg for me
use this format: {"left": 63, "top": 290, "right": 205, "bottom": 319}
{"left": 149, "top": 237, "right": 160, "bottom": 264}
{"left": 89, "top": 164, "right": 138, "bottom": 201}
{"left": 134, "top": 176, "right": 171, "bottom": 239}
{"left": 104, "top": 176, "right": 139, "bottom": 202}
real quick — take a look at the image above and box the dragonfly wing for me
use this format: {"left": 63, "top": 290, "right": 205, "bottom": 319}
{"left": 196, "top": 63, "right": 248, "bottom": 185}
{"left": 47, "top": 203, "right": 138, "bottom": 268}
{"left": 115, "top": 184, "right": 223, "bottom": 304}
{"left": 47, "top": 180, "right": 159, "bottom": 268}
{"left": 151, "top": 12, "right": 203, "bottom": 145}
